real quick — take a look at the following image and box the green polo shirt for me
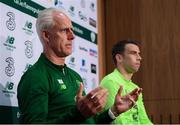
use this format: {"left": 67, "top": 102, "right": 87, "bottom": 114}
{"left": 17, "top": 53, "right": 111, "bottom": 124}
{"left": 101, "top": 69, "right": 153, "bottom": 125}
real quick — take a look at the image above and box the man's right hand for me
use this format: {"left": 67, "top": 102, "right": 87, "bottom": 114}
{"left": 111, "top": 85, "right": 142, "bottom": 117}
{"left": 76, "top": 83, "right": 109, "bottom": 118}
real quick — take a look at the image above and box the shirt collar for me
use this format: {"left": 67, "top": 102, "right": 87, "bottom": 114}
{"left": 39, "top": 53, "right": 67, "bottom": 70}
{"left": 114, "top": 68, "right": 132, "bottom": 83}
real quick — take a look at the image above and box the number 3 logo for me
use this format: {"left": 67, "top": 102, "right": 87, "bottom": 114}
{"left": 6, "top": 12, "right": 16, "bottom": 31}
{"left": 5, "top": 57, "right": 15, "bottom": 77}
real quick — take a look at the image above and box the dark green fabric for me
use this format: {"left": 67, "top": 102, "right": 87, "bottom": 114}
{"left": 17, "top": 53, "right": 112, "bottom": 124}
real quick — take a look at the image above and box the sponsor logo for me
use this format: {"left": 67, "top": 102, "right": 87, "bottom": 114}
{"left": 89, "top": 17, "right": 96, "bottom": 28}
{"left": 89, "top": 48, "right": 97, "bottom": 58}
{"left": 54, "top": 0, "right": 65, "bottom": 10}
{"left": 22, "top": 21, "right": 34, "bottom": 35}
{"left": 78, "top": 11, "right": 87, "bottom": 22}
{"left": 57, "top": 79, "right": 64, "bottom": 84}
{"left": 68, "top": 6, "right": 75, "bottom": 17}
{"left": 57, "top": 79, "right": 66, "bottom": 90}
{"left": 68, "top": 56, "right": 76, "bottom": 68}
{"left": 5, "top": 57, "right": 15, "bottom": 77}
{"left": 132, "top": 104, "right": 139, "bottom": 121}
{"left": 80, "top": 59, "right": 88, "bottom": 73}
{"left": 2, "top": 81, "right": 16, "bottom": 97}
{"left": 90, "top": 32, "right": 96, "bottom": 43}
{"left": 91, "top": 64, "right": 97, "bottom": 74}
{"left": 73, "top": 26, "right": 83, "bottom": 35}
{"left": 6, "top": 12, "right": 16, "bottom": 31}
{"left": 23, "top": 63, "right": 33, "bottom": 73}
{"left": 79, "top": 46, "right": 88, "bottom": 53}
{"left": 90, "top": 2, "right": 95, "bottom": 12}
{"left": 17, "top": 111, "right": 21, "bottom": 119}
{"left": 3, "top": 36, "right": 16, "bottom": 51}
{"left": 14, "top": 0, "right": 40, "bottom": 14}
{"left": 25, "top": 40, "right": 33, "bottom": 58}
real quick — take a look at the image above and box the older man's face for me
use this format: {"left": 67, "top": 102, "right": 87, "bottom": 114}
{"left": 46, "top": 11, "right": 75, "bottom": 58}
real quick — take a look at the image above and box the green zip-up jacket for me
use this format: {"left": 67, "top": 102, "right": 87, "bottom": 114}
{"left": 101, "top": 69, "right": 153, "bottom": 125}
{"left": 17, "top": 53, "right": 112, "bottom": 124}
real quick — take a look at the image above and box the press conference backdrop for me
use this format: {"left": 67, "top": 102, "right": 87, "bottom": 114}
{"left": 0, "top": 0, "right": 98, "bottom": 123}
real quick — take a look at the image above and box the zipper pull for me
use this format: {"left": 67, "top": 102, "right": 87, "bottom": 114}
{"left": 62, "top": 68, "right": 65, "bottom": 75}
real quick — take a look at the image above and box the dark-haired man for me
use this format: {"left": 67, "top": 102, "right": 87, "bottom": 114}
{"left": 101, "top": 40, "right": 152, "bottom": 124}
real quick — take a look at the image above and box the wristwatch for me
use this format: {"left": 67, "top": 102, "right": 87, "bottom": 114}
{"left": 108, "top": 108, "right": 117, "bottom": 120}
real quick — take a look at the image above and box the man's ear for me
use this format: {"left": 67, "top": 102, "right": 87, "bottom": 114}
{"left": 115, "top": 54, "right": 123, "bottom": 63}
{"left": 41, "top": 31, "right": 50, "bottom": 42}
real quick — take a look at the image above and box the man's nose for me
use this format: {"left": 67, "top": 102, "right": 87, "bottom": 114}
{"left": 136, "top": 53, "right": 142, "bottom": 61}
{"left": 67, "top": 29, "right": 75, "bottom": 40}
{"left": 138, "top": 55, "right": 142, "bottom": 61}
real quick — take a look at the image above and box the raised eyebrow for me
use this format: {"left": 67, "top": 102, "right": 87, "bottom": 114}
{"left": 129, "top": 50, "right": 140, "bottom": 54}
